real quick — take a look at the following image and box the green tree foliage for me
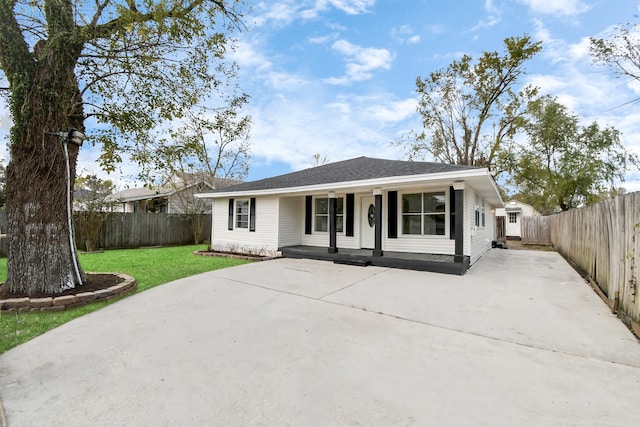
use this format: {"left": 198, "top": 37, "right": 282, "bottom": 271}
{"left": 504, "top": 97, "right": 638, "bottom": 214}
{"left": 0, "top": 0, "right": 245, "bottom": 295}
{"left": 156, "top": 94, "right": 250, "bottom": 243}
{"left": 157, "top": 92, "right": 251, "bottom": 184}
{"left": 399, "top": 35, "right": 541, "bottom": 168}
{"left": 74, "top": 174, "right": 116, "bottom": 252}
{"left": 74, "top": 175, "right": 116, "bottom": 211}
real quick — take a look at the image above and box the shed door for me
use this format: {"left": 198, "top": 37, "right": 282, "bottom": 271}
{"left": 361, "top": 196, "right": 375, "bottom": 249}
{"left": 506, "top": 212, "right": 520, "bottom": 237}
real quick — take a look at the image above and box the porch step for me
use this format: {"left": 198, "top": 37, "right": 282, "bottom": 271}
{"left": 334, "top": 257, "right": 371, "bottom": 267}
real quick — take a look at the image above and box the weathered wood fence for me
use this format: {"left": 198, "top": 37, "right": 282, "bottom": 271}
{"left": 524, "top": 192, "right": 640, "bottom": 332}
{"left": 521, "top": 216, "right": 551, "bottom": 245}
{"left": 0, "top": 212, "right": 211, "bottom": 254}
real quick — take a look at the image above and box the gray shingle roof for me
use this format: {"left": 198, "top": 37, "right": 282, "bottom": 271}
{"left": 207, "top": 156, "right": 481, "bottom": 193}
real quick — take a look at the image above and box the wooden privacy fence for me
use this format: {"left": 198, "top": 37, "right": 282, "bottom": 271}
{"left": 521, "top": 216, "right": 551, "bottom": 245}
{"left": 0, "top": 212, "right": 212, "bottom": 254}
{"left": 544, "top": 192, "right": 640, "bottom": 333}
{"left": 88, "top": 212, "right": 212, "bottom": 250}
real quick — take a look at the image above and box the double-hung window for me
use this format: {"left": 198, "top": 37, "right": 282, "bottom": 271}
{"left": 402, "top": 192, "right": 446, "bottom": 235}
{"left": 315, "top": 198, "right": 344, "bottom": 233}
{"left": 236, "top": 199, "right": 249, "bottom": 229}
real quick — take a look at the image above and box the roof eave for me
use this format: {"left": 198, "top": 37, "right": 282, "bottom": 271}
{"left": 196, "top": 168, "right": 499, "bottom": 200}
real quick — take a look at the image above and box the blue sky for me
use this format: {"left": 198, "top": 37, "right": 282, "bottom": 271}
{"left": 230, "top": 0, "right": 640, "bottom": 191}
{"left": 1, "top": 0, "right": 640, "bottom": 192}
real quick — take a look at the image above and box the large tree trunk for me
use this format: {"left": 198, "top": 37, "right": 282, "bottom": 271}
{"left": 5, "top": 132, "right": 84, "bottom": 295}
{"left": 4, "top": 25, "right": 86, "bottom": 295}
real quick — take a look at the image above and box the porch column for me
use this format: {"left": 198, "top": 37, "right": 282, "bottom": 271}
{"left": 453, "top": 182, "right": 465, "bottom": 263}
{"left": 373, "top": 189, "right": 383, "bottom": 257}
{"left": 328, "top": 192, "right": 338, "bottom": 254}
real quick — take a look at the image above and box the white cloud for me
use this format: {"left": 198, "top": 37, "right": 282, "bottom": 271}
{"left": 484, "top": 0, "right": 499, "bottom": 14}
{"left": 532, "top": 19, "right": 582, "bottom": 64}
{"left": 391, "top": 25, "right": 421, "bottom": 44}
{"left": 0, "top": 109, "right": 11, "bottom": 133}
{"left": 252, "top": 2, "right": 299, "bottom": 27}
{"left": 325, "top": 101, "right": 351, "bottom": 114}
{"left": 424, "top": 24, "right": 446, "bottom": 36}
{"left": 518, "top": 0, "right": 591, "bottom": 16}
{"left": 366, "top": 98, "right": 418, "bottom": 123}
{"left": 264, "top": 71, "right": 312, "bottom": 91}
{"left": 308, "top": 34, "right": 338, "bottom": 44}
{"left": 232, "top": 40, "right": 273, "bottom": 73}
{"left": 326, "top": 0, "right": 375, "bottom": 15}
{"left": 568, "top": 36, "right": 591, "bottom": 60}
{"left": 467, "top": 0, "right": 502, "bottom": 32}
{"left": 326, "top": 40, "right": 394, "bottom": 84}
{"left": 252, "top": 0, "right": 374, "bottom": 27}
{"left": 468, "top": 15, "right": 501, "bottom": 32}
{"left": 527, "top": 74, "right": 566, "bottom": 93}
{"left": 301, "top": 0, "right": 375, "bottom": 18}
{"left": 246, "top": 90, "right": 417, "bottom": 172}
{"left": 231, "top": 38, "right": 312, "bottom": 92}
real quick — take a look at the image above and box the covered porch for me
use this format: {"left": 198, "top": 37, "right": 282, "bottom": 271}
{"left": 280, "top": 245, "right": 471, "bottom": 275}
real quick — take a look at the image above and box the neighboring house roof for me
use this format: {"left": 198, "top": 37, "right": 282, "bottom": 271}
{"left": 197, "top": 156, "right": 503, "bottom": 206}
{"left": 107, "top": 176, "right": 242, "bottom": 203}
{"left": 106, "top": 187, "right": 172, "bottom": 203}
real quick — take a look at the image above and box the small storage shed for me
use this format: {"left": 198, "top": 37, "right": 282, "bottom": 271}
{"left": 495, "top": 200, "right": 540, "bottom": 239}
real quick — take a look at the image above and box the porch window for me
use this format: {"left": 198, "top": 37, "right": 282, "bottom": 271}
{"left": 315, "top": 197, "right": 343, "bottom": 233}
{"left": 509, "top": 212, "right": 517, "bottom": 224}
{"left": 402, "top": 192, "right": 446, "bottom": 235}
{"left": 236, "top": 199, "right": 249, "bottom": 228}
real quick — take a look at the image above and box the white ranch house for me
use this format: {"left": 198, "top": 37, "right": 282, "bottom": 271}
{"left": 197, "top": 157, "right": 504, "bottom": 274}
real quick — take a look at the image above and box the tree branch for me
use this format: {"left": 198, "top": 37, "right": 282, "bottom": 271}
{"left": 0, "top": 0, "right": 35, "bottom": 87}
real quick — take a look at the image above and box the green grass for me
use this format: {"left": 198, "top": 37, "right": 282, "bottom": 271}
{"left": 0, "top": 245, "right": 249, "bottom": 353}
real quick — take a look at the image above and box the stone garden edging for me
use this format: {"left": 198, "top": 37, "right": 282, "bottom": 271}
{"left": 193, "top": 250, "right": 281, "bottom": 261}
{"left": 0, "top": 273, "right": 136, "bottom": 314}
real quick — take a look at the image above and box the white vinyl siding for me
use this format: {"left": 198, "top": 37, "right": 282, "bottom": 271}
{"left": 278, "top": 197, "right": 303, "bottom": 247}
{"left": 210, "top": 196, "right": 279, "bottom": 255}
{"left": 469, "top": 190, "right": 492, "bottom": 265}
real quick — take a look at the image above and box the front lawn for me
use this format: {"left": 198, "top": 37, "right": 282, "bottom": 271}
{"left": 0, "top": 245, "right": 249, "bottom": 353}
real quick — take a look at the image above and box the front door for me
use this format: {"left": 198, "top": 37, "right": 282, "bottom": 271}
{"left": 361, "top": 196, "right": 376, "bottom": 249}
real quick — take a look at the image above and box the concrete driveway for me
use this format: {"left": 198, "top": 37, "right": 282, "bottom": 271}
{"left": 1, "top": 249, "right": 640, "bottom": 426}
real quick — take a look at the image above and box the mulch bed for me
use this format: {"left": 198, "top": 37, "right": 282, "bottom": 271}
{"left": 0, "top": 273, "right": 124, "bottom": 299}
